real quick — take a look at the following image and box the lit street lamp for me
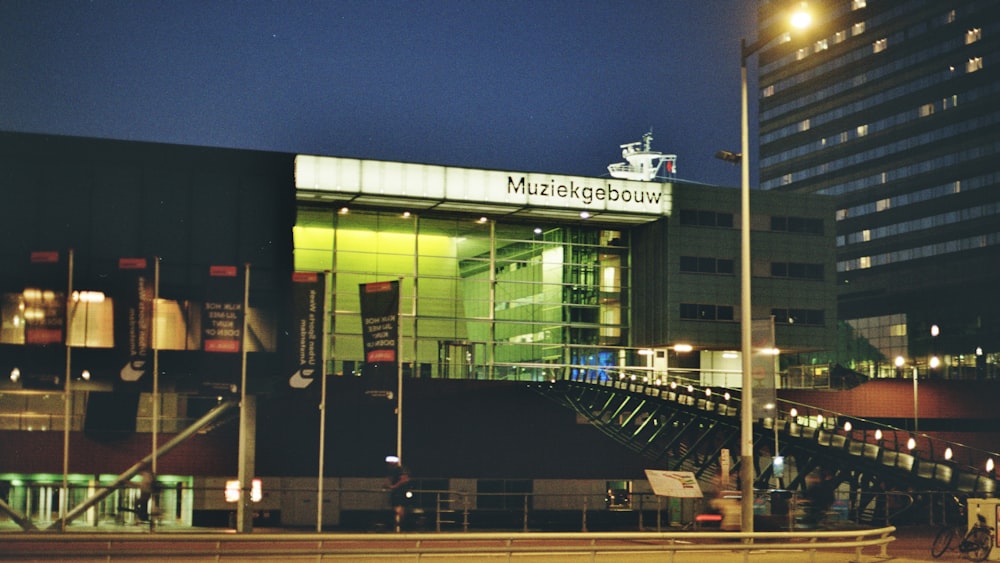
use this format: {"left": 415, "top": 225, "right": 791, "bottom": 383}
{"left": 736, "top": 2, "right": 812, "bottom": 533}
{"left": 895, "top": 355, "right": 919, "bottom": 432}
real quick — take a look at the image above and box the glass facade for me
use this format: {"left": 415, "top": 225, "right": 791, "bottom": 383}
{"left": 294, "top": 207, "right": 629, "bottom": 382}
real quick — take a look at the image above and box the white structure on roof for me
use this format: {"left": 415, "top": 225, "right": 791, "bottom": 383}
{"left": 607, "top": 131, "right": 677, "bottom": 182}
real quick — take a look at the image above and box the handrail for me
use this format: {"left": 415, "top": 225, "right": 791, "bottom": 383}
{"left": 568, "top": 375, "right": 1000, "bottom": 491}
{"left": 0, "top": 527, "right": 898, "bottom": 560}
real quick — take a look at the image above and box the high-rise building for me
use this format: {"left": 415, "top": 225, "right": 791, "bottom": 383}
{"left": 756, "top": 0, "right": 999, "bottom": 378}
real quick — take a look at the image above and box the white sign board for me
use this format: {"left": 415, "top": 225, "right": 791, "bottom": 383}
{"left": 644, "top": 470, "right": 704, "bottom": 498}
{"left": 294, "top": 154, "right": 671, "bottom": 216}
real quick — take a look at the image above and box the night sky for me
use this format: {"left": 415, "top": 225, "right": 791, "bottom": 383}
{"left": 1, "top": 1, "right": 756, "bottom": 187}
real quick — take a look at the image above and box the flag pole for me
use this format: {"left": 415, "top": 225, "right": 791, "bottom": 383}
{"left": 236, "top": 263, "right": 253, "bottom": 533}
{"left": 152, "top": 258, "right": 160, "bottom": 477}
{"left": 316, "top": 271, "right": 330, "bottom": 532}
{"left": 61, "top": 248, "right": 74, "bottom": 532}
{"left": 396, "top": 277, "right": 404, "bottom": 461}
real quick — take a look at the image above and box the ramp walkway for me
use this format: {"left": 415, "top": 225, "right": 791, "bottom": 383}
{"left": 533, "top": 377, "right": 997, "bottom": 524}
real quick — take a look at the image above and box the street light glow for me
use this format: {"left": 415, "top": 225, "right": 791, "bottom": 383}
{"left": 790, "top": 3, "right": 812, "bottom": 29}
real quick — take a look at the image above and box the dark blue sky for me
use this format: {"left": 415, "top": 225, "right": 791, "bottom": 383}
{"left": 1, "top": 1, "right": 756, "bottom": 186}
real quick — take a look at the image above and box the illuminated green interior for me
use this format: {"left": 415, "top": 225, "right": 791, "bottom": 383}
{"left": 294, "top": 208, "right": 629, "bottom": 380}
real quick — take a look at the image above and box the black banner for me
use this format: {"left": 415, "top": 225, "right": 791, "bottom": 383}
{"left": 288, "top": 271, "right": 324, "bottom": 389}
{"left": 203, "top": 265, "right": 244, "bottom": 354}
{"left": 359, "top": 280, "right": 399, "bottom": 398}
{"left": 115, "top": 258, "right": 153, "bottom": 382}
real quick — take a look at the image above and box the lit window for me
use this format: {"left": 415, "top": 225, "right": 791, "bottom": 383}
{"left": 796, "top": 47, "right": 808, "bottom": 60}
{"left": 856, "top": 124, "right": 868, "bottom": 137}
{"left": 815, "top": 38, "right": 828, "bottom": 52}
{"left": 853, "top": 22, "right": 865, "bottom": 36}
{"left": 798, "top": 119, "right": 811, "bottom": 132}
{"left": 781, "top": 174, "right": 792, "bottom": 186}
{"left": 919, "top": 103, "right": 934, "bottom": 117}
{"left": 852, "top": 0, "right": 866, "bottom": 9}
{"left": 947, "top": 10, "right": 956, "bottom": 24}
{"left": 876, "top": 198, "right": 890, "bottom": 212}
{"left": 859, "top": 256, "right": 871, "bottom": 269}
{"left": 836, "top": 209, "right": 848, "bottom": 221}
{"left": 834, "top": 31, "right": 847, "bottom": 44}
{"left": 779, "top": 32, "right": 791, "bottom": 45}
{"left": 762, "top": 84, "right": 775, "bottom": 98}
{"left": 953, "top": 180, "right": 961, "bottom": 193}
{"left": 861, "top": 229, "right": 871, "bottom": 242}
{"left": 966, "top": 28, "right": 982, "bottom": 44}
{"left": 873, "top": 38, "right": 887, "bottom": 53}
{"left": 966, "top": 57, "right": 983, "bottom": 73}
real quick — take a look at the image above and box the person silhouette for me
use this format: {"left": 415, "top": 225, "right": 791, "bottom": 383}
{"left": 384, "top": 455, "right": 411, "bottom": 532}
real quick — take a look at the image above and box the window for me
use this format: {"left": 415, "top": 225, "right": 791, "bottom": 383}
{"left": 697, "top": 304, "right": 716, "bottom": 320}
{"left": 763, "top": 84, "right": 775, "bottom": 98}
{"left": 967, "top": 57, "right": 983, "bottom": 73}
{"left": 681, "top": 256, "right": 735, "bottom": 275}
{"left": 771, "top": 215, "right": 823, "bottom": 235}
{"left": 919, "top": 103, "right": 934, "bottom": 117}
{"left": 815, "top": 38, "right": 828, "bottom": 52}
{"left": 852, "top": 22, "right": 865, "bottom": 36}
{"left": 798, "top": 119, "right": 811, "bottom": 132}
{"left": 679, "top": 209, "right": 734, "bottom": 228}
{"left": 771, "top": 262, "right": 824, "bottom": 280}
{"left": 852, "top": 0, "right": 866, "bottom": 9}
{"left": 873, "top": 38, "right": 887, "bottom": 53}
{"left": 681, "top": 303, "right": 734, "bottom": 322}
{"left": 966, "top": 28, "right": 982, "bottom": 45}
{"left": 771, "top": 308, "right": 825, "bottom": 326}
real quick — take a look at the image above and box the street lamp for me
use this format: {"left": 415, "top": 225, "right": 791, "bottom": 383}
{"left": 895, "top": 355, "right": 919, "bottom": 432}
{"left": 737, "top": 1, "right": 812, "bottom": 533}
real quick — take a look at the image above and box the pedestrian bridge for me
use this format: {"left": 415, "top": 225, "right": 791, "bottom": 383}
{"left": 532, "top": 376, "right": 997, "bottom": 524}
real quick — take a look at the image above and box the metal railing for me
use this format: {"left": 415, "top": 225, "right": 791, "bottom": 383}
{"left": 580, "top": 374, "right": 1000, "bottom": 494}
{"left": 0, "top": 526, "right": 898, "bottom": 561}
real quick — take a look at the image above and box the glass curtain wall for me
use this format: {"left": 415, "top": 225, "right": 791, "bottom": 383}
{"left": 294, "top": 207, "right": 629, "bottom": 382}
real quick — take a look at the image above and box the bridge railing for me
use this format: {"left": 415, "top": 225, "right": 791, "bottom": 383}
{"left": 0, "top": 526, "right": 898, "bottom": 561}
{"left": 560, "top": 375, "right": 1000, "bottom": 497}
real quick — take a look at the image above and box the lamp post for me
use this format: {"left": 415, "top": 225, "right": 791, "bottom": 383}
{"left": 737, "top": 2, "right": 812, "bottom": 534}
{"left": 895, "top": 355, "right": 919, "bottom": 432}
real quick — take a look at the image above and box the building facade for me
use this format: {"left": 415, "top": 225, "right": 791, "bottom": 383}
{"left": 0, "top": 131, "right": 836, "bottom": 528}
{"left": 756, "top": 0, "right": 1000, "bottom": 378}
{"left": 293, "top": 153, "right": 837, "bottom": 388}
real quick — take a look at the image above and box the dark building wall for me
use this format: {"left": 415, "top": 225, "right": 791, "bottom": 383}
{"left": 3, "top": 380, "right": 654, "bottom": 480}
{"left": 0, "top": 132, "right": 295, "bottom": 301}
{"left": 257, "top": 379, "right": 654, "bottom": 480}
{"left": 631, "top": 182, "right": 837, "bottom": 354}
{"left": 0, "top": 426, "right": 238, "bottom": 475}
